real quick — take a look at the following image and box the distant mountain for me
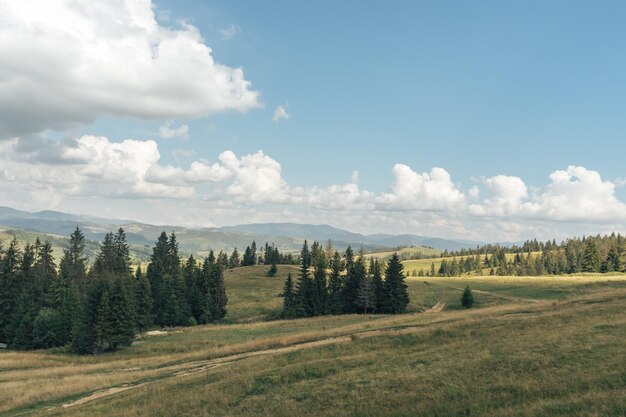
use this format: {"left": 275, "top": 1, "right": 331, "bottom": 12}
{"left": 0, "top": 206, "right": 483, "bottom": 256}
{"left": 216, "top": 223, "right": 482, "bottom": 251}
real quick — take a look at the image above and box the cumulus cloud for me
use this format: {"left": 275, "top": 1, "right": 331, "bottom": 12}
{"left": 0, "top": 0, "right": 260, "bottom": 138}
{"left": 470, "top": 166, "right": 626, "bottom": 222}
{"left": 2, "top": 133, "right": 626, "bottom": 241}
{"left": 377, "top": 165, "right": 466, "bottom": 211}
{"left": 272, "top": 105, "right": 290, "bottom": 123}
{"left": 469, "top": 175, "right": 528, "bottom": 216}
{"left": 158, "top": 121, "right": 189, "bottom": 139}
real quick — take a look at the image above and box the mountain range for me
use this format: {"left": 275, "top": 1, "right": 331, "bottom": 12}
{"left": 0, "top": 206, "right": 483, "bottom": 261}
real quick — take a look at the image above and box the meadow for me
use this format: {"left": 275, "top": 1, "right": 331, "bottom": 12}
{"left": 1, "top": 266, "right": 625, "bottom": 416}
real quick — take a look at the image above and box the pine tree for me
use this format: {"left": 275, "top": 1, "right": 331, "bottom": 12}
{"left": 0, "top": 238, "right": 21, "bottom": 343}
{"left": 204, "top": 255, "right": 228, "bottom": 321}
{"left": 295, "top": 240, "right": 313, "bottom": 317}
{"left": 370, "top": 259, "right": 386, "bottom": 313}
{"left": 581, "top": 239, "right": 600, "bottom": 272}
{"left": 311, "top": 244, "right": 327, "bottom": 315}
{"left": 267, "top": 261, "right": 278, "bottom": 277}
{"left": 59, "top": 227, "right": 88, "bottom": 290}
{"left": 94, "top": 289, "right": 113, "bottom": 353}
{"left": 342, "top": 247, "right": 361, "bottom": 314}
{"left": 229, "top": 247, "right": 240, "bottom": 269}
{"left": 605, "top": 246, "right": 621, "bottom": 272}
{"left": 281, "top": 273, "right": 297, "bottom": 318}
{"left": 327, "top": 252, "right": 344, "bottom": 314}
{"left": 107, "top": 277, "right": 135, "bottom": 350}
{"left": 384, "top": 254, "right": 410, "bottom": 313}
{"left": 134, "top": 266, "right": 153, "bottom": 332}
{"left": 461, "top": 286, "right": 474, "bottom": 308}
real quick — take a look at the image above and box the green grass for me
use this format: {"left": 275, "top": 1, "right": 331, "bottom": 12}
{"left": 402, "top": 252, "right": 543, "bottom": 275}
{"left": 39, "top": 284, "right": 626, "bottom": 417}
{"left": 223, "top": 265, "right": 300, "bottom": 322}
{"left": 366, "top": 246, "right": 442, "bottom": 260}
{"left": 2, "top": 272, "right": 626, "bottom": 417}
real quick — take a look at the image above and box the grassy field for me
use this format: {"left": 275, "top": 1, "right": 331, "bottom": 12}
{"left": 1, "top": 269, "right": 625, "bottom": 416}
{"left": 402, "top": 252, "right": 543, "bottom": 275}
{"left": 366, "top": 246, "right": 442, "bottom": 260}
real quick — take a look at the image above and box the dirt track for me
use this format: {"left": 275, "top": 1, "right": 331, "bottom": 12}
{"left": 35, "top": 302, "right": 450, "bottom": 414}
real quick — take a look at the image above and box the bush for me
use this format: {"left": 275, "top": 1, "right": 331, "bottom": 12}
{"left": 461, "top": 286, "right": 474, "bottom": 309}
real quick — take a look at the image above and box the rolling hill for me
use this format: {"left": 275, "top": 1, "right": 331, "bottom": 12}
{"left": 0, "top": 206, "right": 481, "bottom": 259}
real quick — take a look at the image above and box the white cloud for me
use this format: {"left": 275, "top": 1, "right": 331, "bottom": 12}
{"left": 2, "top": 134, "right": 626, "bottom": 241}
{"left": 525, "top": 166, "right": 626, "bottom": 222}
{"left": 158, "top": 121, "right": 189, "bottom": 139}
{"left": 469, "top": 175, "right": 528, "bottom": 216}
{"left": 468, "top": 185, "right": 480, "bottom": 199}
{"left": 377, "top": 165, "right": 466, "bottom": 211}
{"left": 470, "top": 166, "right": 626, "bottom": 223}
{"left": 0, "top": 0, "right": 260, "bottom": 138}
{"left": 218, "top": 24, "right": 242, "bottom": 40}
{"left": 272, "top": 105, "right": 290, "bottom": 123}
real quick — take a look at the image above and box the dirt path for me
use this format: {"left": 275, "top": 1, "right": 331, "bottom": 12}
{"left": 425, "top": 302, "right": 446, "bottom": 313}
{"left": 425, "top": 281, "right": 543, "bottom": 303}
{"left": 27, "top": 304, "right": 451, "bottom": 415}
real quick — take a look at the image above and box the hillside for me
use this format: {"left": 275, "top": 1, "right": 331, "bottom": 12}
{"left": 2, "top": 270, "right": 625, "bottom": 416}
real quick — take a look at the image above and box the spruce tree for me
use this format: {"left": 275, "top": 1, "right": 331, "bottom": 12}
{"left": 295, "top": 240, "right": 313, "bottom": 317}
{"left": 229, "top": 247, "right": 240, "bottom": 269}
{"left": 327, "top": 252, "right": 344, "bottom": 314}
{"left": 94, "top": 289, "right": 113, "bottom": 353}
{"left": 107, "top": 277, "right": 135, "bottom": 350}
{"left": 59, "top": 227, "right": 88, "bottom": 290}
{"left": 281, "top": 273, "right": 297, "bottom": 318}
{"left": 0, "top": 238, "right": 21, "bottom": 343}
{"left": 384, "top": 253, "right": 410, "bottom": 313}
{"left": 134, "top": 266, "right": 153, "bottom": 332}
{"left": 581, "top": 239, "right": 600, "bottom": 272}
{"left": 311, "top": 245, "right": 327, "bottom": 315}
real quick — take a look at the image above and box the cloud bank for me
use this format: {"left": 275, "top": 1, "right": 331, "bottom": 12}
{"left": 1, "top": 134, "right": 625, "bottom": 240}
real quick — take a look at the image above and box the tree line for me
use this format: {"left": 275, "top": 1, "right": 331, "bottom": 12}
{"left": 0, "top": 228, "right": 228, "bottom": 354}
{"left": 414, "top": 234, "right": 626, "bottom": 277}
{"left": 282, "top": 241, "right": 410, "bottom": 318}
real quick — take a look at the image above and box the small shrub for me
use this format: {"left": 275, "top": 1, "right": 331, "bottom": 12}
{"left": 461, "top": 286, "right": 474, "bottom": 309}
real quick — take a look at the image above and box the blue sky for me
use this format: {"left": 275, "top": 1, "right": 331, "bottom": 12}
{"left": 1, "top": 0, "right": 626, "bottom": 241}
{"left": 149, "top": 0, "right": 626, "bottom": 189}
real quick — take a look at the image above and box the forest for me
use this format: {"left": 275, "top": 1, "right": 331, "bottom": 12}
{"left": 0, "top": 228, "right": 228, "bottom": 354}
{"left": 416, "top": 234, "right": 626, "bottom": 277}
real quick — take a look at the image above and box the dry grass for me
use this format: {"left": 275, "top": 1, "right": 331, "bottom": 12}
{"left": 40, "top": 285, "right": 626, "bottom": 417}
{"left": 1, "top": 275, "right": 625, "bottom": 416}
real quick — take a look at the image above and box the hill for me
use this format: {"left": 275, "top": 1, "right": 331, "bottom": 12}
{"left": 0, "top": 206, "right": 482, "bottom": 256}
{"left": 2, "top": 270, "right": 625, "bottom": 416}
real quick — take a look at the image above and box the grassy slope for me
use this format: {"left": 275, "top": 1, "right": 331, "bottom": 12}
{"left": 366, "top": 246, "right": 442, "bottom": 260}
{"left": 1, "top": 269, "right": 625, "bottom": 416}
{"left": 402, "top": 252, "right": 544, "bottom": 275}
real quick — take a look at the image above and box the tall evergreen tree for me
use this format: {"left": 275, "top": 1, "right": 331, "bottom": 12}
{"left": 228, "top": 247, "right": 240, "bottom": 269}
{"left": 134, "top": 266, "right": 153, "bottom": 332}
{"left": 581, "top": 239, "right": 600, "bottom": 272}
{"left": 327, "top": 252, "right": 344, "bottom": 314}
{"left": 295, "top": 240, "right": 313, "bottom": 317}
{"left": 0, "top": 238, "right": 21, "bottom": 343}
{"left": 59, "top": 227, "right": 88, "bottom": 290}
{"left": 282, "top": 272, "right": 297, "bottom": 318}
{"left": 384, "top": 254, "right": 410, "bottom": 313}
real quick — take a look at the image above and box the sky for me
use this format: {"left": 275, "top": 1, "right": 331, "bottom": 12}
{"left": 1, "top": 0, "right": 626, "bottom": 242}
